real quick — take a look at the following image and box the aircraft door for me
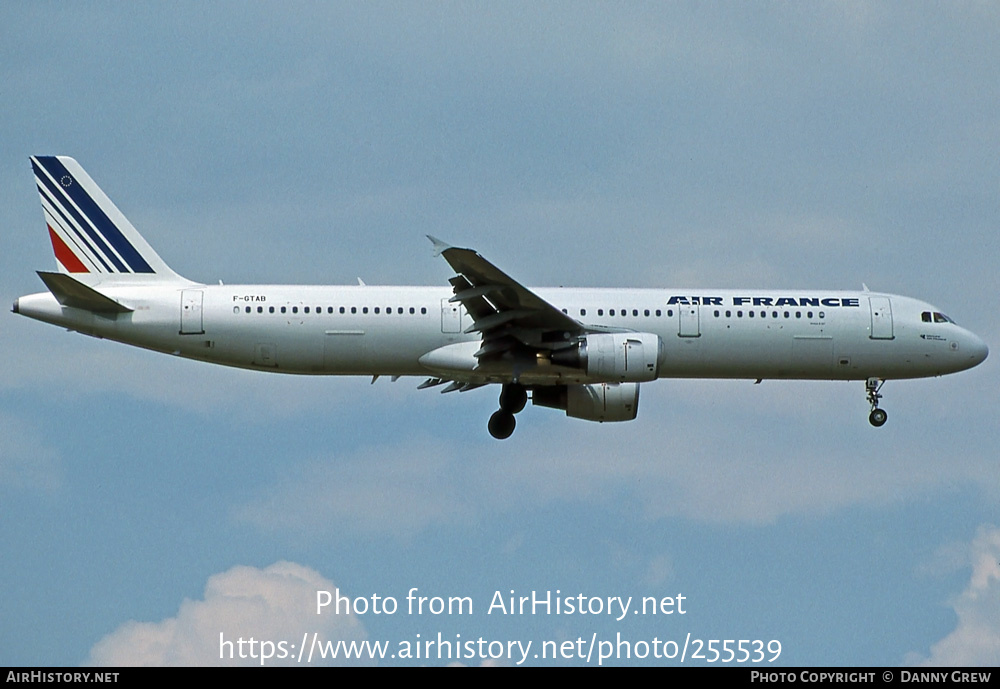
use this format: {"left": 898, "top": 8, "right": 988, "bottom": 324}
{"left": 254, "top": 343, "right": 277, "bottom": 368}
{"left": 441, "top": 298, "right": 461, "bottom": 333}
{"left": 180, "top": 290, "right": 204, "bottom": 335}
{"left": 869, "top": 297, "right": 894, "bottom": 340}
{"left": 678, "top": 305, "right": 700, "bottom": 337}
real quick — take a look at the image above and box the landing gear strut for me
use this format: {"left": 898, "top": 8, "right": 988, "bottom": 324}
{"left": 866, "top": 378, "right": 887, "bottom": 427}
{"left": 489, "top": 384, "right": 527, "bottom": 439}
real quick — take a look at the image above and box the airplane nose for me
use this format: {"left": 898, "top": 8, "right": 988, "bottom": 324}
{"left": 971, "top": 336, "right": 989, "bottom": 366}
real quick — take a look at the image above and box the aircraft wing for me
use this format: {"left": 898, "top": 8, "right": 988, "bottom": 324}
{"left": 428, "top": 236, "right": 586, "bottom": 366}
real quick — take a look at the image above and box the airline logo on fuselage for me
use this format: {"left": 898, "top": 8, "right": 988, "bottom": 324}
{"left": 666, "top": 296, "right": 861, "bottom": 307}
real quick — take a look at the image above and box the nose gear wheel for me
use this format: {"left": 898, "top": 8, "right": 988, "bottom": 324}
{"left": 866, "top": 378, "right": 887, "bottom": 427}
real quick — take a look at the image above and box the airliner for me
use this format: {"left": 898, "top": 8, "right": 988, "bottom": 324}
{"left": 13, "top": 156, "right": 989, "bottom": 439}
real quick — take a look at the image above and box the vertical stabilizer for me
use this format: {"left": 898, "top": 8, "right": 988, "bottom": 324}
{"left": 30, "top": 156, "right": 184, "bottom": 282}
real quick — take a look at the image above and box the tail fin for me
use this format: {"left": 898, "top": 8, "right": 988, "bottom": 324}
{"left": 30, "top": 156, "right": 184, "bottom": 281}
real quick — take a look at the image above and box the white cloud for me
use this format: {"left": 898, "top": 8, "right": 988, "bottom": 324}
{"left": 88, "top": 562, "right": 369, "bottom": 666}
{"left": 908, "top": 525, "right": 1000, "bottom": 667}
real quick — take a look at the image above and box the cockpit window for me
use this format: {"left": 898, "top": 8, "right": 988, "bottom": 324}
{"left": 923, "top": 311, "right": 955, "bottom": 324}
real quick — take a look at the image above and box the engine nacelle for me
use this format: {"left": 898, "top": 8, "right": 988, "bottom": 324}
{"left": 551, "top": 332, "right": 661, "bottom": 382}
{"left": 533, "top": 382, "right": 640, "bottom": 422}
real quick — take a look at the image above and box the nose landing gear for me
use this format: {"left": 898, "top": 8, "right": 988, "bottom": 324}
{"left": 488, "top": 383, "right": 527, "bottom": 439}
{"left": 866, "top": 378, "right": 887, "bottom": 427}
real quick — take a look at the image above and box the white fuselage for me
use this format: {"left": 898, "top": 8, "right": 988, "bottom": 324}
{"left": 14, "top": 283, "right": 989, "bottom": 384}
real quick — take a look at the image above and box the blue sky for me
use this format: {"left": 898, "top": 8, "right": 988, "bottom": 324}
{"left": 2, "top": 3, "right": 998, "bottom": 666}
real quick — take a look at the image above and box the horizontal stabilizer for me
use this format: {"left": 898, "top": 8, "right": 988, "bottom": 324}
{"left": 37, "top": 271, "right": 133, "bottom": 313}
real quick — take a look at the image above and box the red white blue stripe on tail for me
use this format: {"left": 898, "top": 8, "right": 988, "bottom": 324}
{"left": 31, "top": 156, "right": 179, "bottom": 279}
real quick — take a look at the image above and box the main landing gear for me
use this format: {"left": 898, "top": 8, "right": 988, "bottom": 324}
{"left": 488, "top": 383, "right": 527, "bottom": 440}
{"left": 866, "top": 377, "right": 887, "bottom": 427}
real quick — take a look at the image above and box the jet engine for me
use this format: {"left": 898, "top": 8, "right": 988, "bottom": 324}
{"left": 550, "top": 332, "right": 661, "bottom": 382}
{"left": 532, "top": 382, "right": 640, "bottom": 422}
